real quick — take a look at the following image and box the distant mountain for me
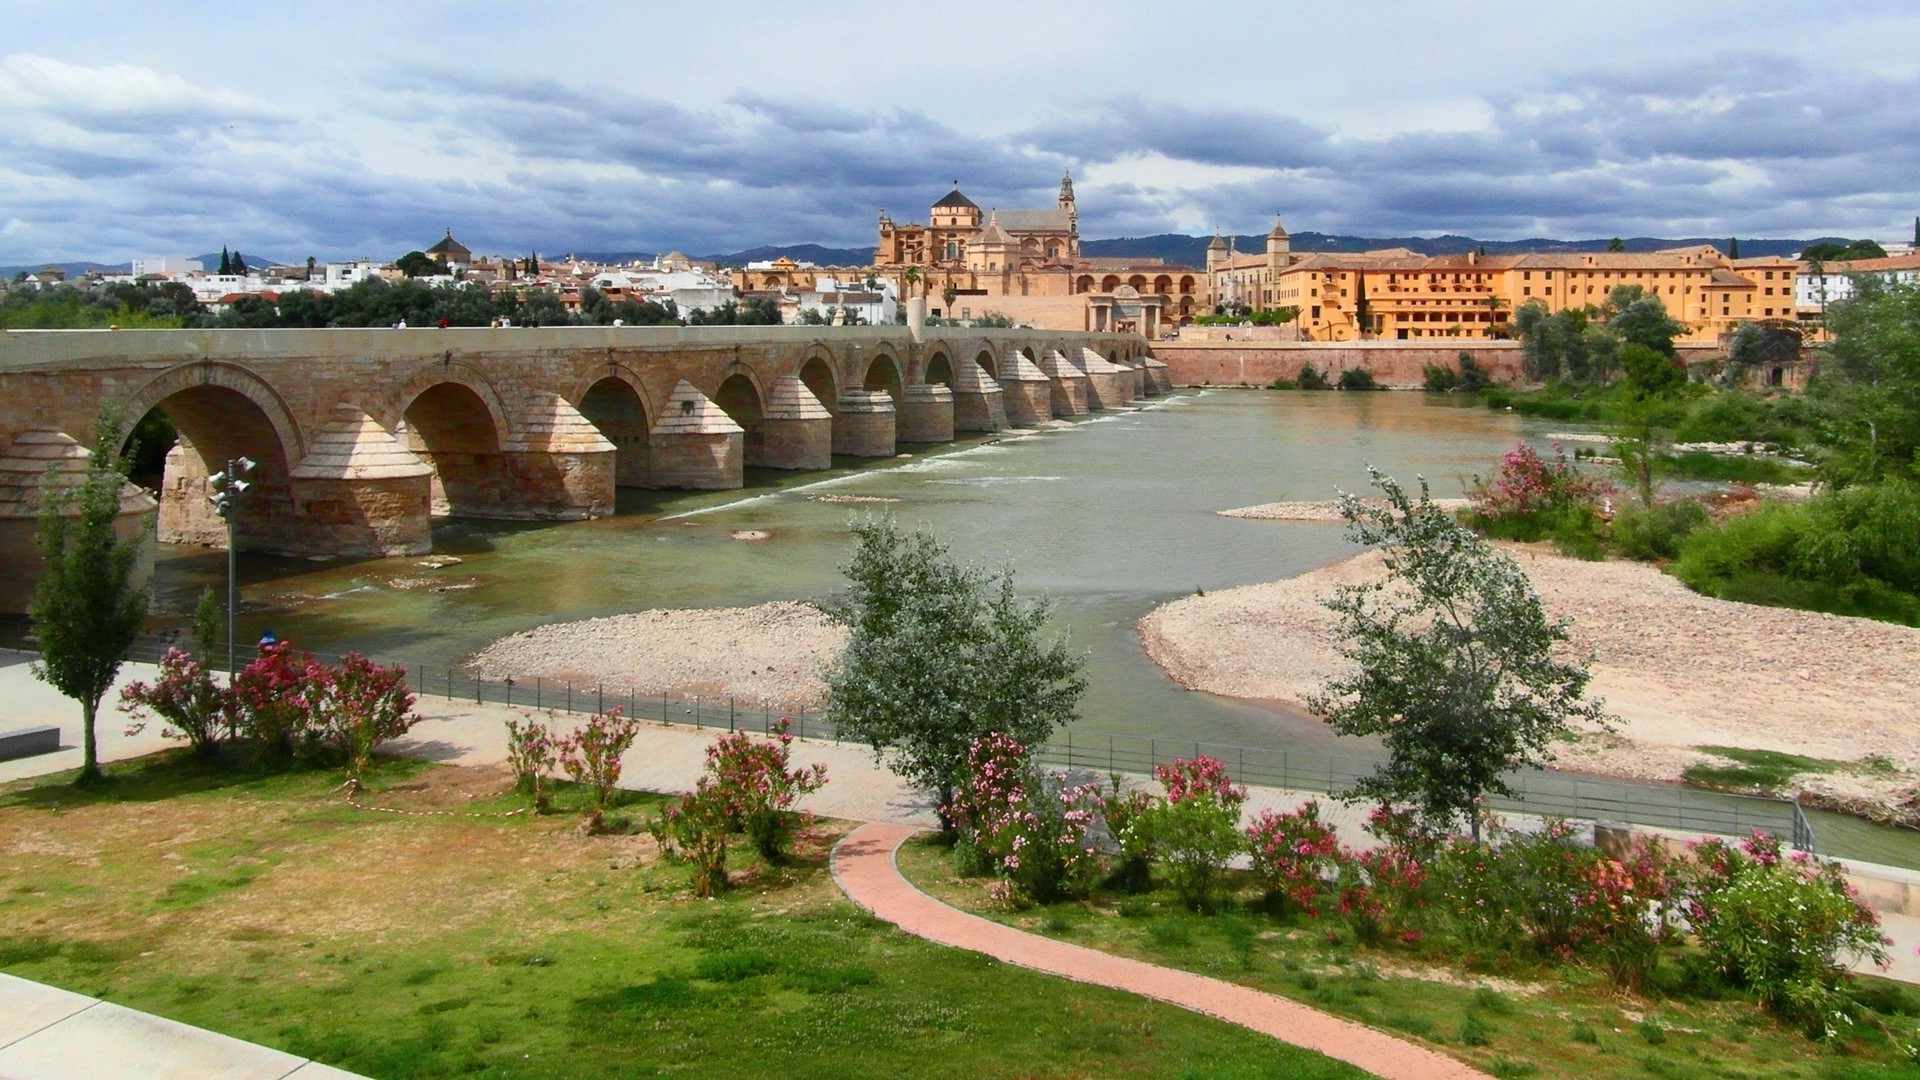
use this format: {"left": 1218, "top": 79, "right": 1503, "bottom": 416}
{"left": 1081, "top": 233, "right": 1845, "bottom": 267}
{"left": 192, "top": 251, "right": 287, "bottom": 271}
{"left": 0, "top": 260, "right": 121, "bottom": 279}
{"left": 703, "top": 243, "right": 875, "bottom": 268}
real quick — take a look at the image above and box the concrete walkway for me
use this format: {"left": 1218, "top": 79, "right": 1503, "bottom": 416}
{"left": 0, "top": 973, "right": 365, "bottom": 1080}
{"left": 832, "top": 822, "right": 1489, "bottom": 1080}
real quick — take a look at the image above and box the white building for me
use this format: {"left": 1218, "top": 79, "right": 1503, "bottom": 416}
{"left": 588, "top": 266, "right": 735, "bottom": 315}
{"left": 131, "top": 256, "right": 203, "bottom": 276}
{"left": 321, "top": 261, "right": 387, "bottom": 292}
{"left": 791, "top": 276, "right": 898, "bottom": 325}
{"left": 1795, "top": 254, "right": 1920, "bottom": 308}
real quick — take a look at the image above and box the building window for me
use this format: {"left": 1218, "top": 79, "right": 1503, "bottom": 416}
{"left": 1311, "top": 305, "right": 1320, "bottom": 319}
{"left": 1522, "top": 287, "right": 1531, "bottom": 296}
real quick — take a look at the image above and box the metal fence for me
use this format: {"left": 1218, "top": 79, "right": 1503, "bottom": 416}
{"left": 6, "top": 638, "right": 1814, "bottom": 852}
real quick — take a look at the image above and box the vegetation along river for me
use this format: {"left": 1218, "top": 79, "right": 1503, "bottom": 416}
{"left": 136, "top": 389, "right": 1920, "bottom": 868}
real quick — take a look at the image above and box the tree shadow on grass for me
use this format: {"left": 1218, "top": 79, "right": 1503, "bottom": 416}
{"left": 0, "top": 746, "right": 427, "bottom": 811}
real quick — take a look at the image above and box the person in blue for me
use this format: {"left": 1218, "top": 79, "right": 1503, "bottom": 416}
{"left": 257, "top": 629, "right": 279, "bottom": 653}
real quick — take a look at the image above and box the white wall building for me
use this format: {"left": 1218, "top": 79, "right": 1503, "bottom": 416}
{"left": 791, "top": 276, "right": 898, "bottom": 325}
{"left": 131, "top": 256, "right": 203, "bottom": 276}
{"left": 1795, "top": 254, "right": 1920, "bottom": 308}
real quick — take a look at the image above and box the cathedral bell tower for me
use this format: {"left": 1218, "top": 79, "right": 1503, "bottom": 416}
{"left": 1059, "top": 168, "right": 1079, "bottom": 258}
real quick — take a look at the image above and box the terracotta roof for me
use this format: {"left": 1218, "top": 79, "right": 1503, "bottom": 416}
{"left": 978, "top": 214, "right": 1014, "bottom": 245}
{"left": 1803, "top": 254, "right": 1920, "bottom": 273}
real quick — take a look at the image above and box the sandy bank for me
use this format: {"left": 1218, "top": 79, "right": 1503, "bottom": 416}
{"left": 1220, "top": 498, "right": 1470, "bottom": 523}
{"left": 1139, "top": 547, "right": 1920, "bottom": 815}
{"left": 468, "top": 601, "right": 846, "bottom": 712}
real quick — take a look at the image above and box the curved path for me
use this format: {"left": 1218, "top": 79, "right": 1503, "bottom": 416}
{"left": 831, "top": 821, "right": 1490, "bottom": 1080}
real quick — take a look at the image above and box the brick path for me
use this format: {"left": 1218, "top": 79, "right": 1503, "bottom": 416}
{"left": 831, "top": 821, "right": 1492, "bottom": 1080}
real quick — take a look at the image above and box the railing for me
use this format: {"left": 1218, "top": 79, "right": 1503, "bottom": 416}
{"left": 6, "top": 638, "right": 1814, "bottom": 852}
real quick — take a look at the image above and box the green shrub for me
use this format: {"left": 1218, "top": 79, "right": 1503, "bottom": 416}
{"left": 1609, "top": 500, "right": 1710, "bottom": 561}
{"left": 1460, "top": 1011, "right": 1492, "bottom": 1047}
{"left": 1423, "top": 361, "right": 1460, "bottom": 392}
{"left": 1571, "top": 1022, "right": 1599, "bottom": 1044}
{"left": 1337, "top": 367, "right": 1378, "bottom": 391}
{"left": 1296, "top": 363, "right": 1330, "bottom": 390}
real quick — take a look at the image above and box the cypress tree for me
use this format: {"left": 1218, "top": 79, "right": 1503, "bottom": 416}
{"left": 232, "top": 251, "right": 248, "bottom": 274}
{"left": 218, "top": 246, "right": 231, "bottom": 275}
{"left": 1729, "top": 237, "right": 1740, "bottom": 258}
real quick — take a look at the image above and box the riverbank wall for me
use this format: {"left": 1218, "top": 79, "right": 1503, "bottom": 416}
{"left": 1155, "top": 340, "right": 1723, "bottom": 389}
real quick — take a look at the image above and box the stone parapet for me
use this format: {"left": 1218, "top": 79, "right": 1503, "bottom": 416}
{"left": 758, "top": 375, "right": 832, "bottom": 470}
{"left": 649, "top": 380, "right": 744, "bottom": 489}
{"left": 1037, "top": 350, "right": 1091, "bottom": 416}
{"left": 832, "top": 391, "right": 896, "bottom": 457}
{"left": 1077, "top": 348, "right": 1129, "bottom": 411}
{"left": 896, "top": 384, "right": 954, "bottom": 444}
{"left": 949, "top": 359, "right": 1008, "bottom": 433}
{"left": 0, "top": 430, "right": 155, "bottom": 613}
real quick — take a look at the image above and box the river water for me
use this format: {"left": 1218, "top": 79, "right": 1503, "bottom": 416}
{"left": 135, "top": 389, "right": 1918, "bottom": 867}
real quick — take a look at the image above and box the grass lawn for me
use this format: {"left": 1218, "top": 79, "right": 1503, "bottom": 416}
{"left": 0, "top": 751, "right": 1363, "bottom": 1079}
{"left": 895, "top": 837, "right": 1920, "bottom": 1080}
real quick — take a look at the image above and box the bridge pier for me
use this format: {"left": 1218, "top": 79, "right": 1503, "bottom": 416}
{"left": 896, "top": 384, "right": 954, "bottom": 444}
{"left": 1038, "top": 350, "right": 1091, "bottom": 416}
{"left": 998, "top": 351, "right": 1055, "bottom": 428}
{"left": 950, "top": 358, "right": 1008, "bottom": 432}
{"left": 1143, "top": 357, "right": 1173, "bottom": 395}
{"left": 1077, "top": 348, "right": 1129, "bottom": 410}
{"left": 649, "top": 381, "right": 744, "bottom": 489}
{"left": 494, "top": 394, "right": 616, "bottom": 520}
{"left": 0, "top": 431, "right": 156, "bottom": 615}
{"left": 286, "top": 406, "right": 435, "bottom": 555}
{"left": 832, "top": 391, "right": 896, "bottom": 457}
{"left": 759, "top": 375, "right": 832, "bottom": 470}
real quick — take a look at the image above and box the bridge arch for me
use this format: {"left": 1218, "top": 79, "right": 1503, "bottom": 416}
{"left": 574, "top": 371, "right": 653, "bottom": 487}
{"left": 714, "top": 370, "right": 767, "bottom": 465}
{"left": 397, "top": 370, "right": 512, "bottom": 517}
{"left": 924, "top": 350, "right": 954, "bottom": 388}
{"left": 799, "top": 351, "right": 838, "bottom": 415}
{"left": 974, "top": 348, "right": 998, "bottom": 381}
{"left": 120, "top": 361, "right": 305, "bottom": 551}
{"left": 861, "top": 349, "right": 903, "bottom": 402}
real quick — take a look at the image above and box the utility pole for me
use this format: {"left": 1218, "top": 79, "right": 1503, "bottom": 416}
{"left": 206, "top": 457, "right": 255, "bottom": 676}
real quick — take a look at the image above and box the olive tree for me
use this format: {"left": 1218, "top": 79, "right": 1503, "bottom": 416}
{"left": 823, "top": 517, "right": 1085, "bottom": 831}
{"left": 31, "top": 412, "right": 150, "bottom": 785}
{"left": 1309, "top": 471, "right": 1606, "bottom": 838}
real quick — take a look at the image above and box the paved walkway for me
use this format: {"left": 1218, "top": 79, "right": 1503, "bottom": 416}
{"left": 832, "top": 821, "right": 1489, "bottom": 1080}
{"left": 0, "top": 973, "right": 365, "bottom": 1080}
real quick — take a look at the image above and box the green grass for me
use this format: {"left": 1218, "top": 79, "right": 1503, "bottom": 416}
{"left": 895, "top": 836, "right": 1920, "bottom": 1080}
{"left": 0, "top": 751, "right": 1364, "bottom": 1079}
{"left": 1682, "top": 746, "right": 1842, "bottom": 792}
{"left": 1655, "top": 451, "right": 1815, "bottom": 485}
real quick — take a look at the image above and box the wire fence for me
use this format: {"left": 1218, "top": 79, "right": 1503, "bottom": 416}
{"left": 7, "top": 637, "right": 1815, "bottom": 852}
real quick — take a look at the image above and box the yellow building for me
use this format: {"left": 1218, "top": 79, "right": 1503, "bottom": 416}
{"left": 1206, "top": 224, "right": 1799, "bottom": 344}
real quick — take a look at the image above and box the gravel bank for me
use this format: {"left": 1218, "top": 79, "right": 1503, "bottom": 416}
{"left": 468, "top": 601, "right": 846, "bottom": 712}
{"left": 1219, "top": 498, "right": 1470, "bottom": 523}
{"left": 1139, "top": 547, "right": 1920, "bottom": 814}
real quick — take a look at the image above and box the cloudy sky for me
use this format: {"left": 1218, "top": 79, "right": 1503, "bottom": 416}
{"left": 4, "top": 1, "right": 1917, "bottom": 264}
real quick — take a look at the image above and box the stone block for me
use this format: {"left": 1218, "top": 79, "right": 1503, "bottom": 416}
{"left": 0, "top": 726, "right": 59, "bottom": 762}
{"left": 757, "top": 376, "right": 833, "bottom": 470}
{"left": 949, "top": 358, "right": 1007, "bottom": 432}
{"left": 896, "top": 384, "right": 954, "bottom": 443}
{"left": 833, "top": 391, "right": 896, "bottom": 457}
{"left": 1036, "top": 350, "right": 1090, "bottom": 416}
{"left": 0, "top": 430, "right": 155, "bottom": 614}
{"left": 649, "top": 380, "right": 745, "bottom": 489}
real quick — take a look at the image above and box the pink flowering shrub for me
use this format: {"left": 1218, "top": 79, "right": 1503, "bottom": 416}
{"left": 504, "top": 714, "right": 559, "bottom": 812}
{"left": 1470, "top": 442, "right": 1609, "bottom": 519}
{"left": 229, "top": 641, "right": 321, "bottom": 765}
{"left": 1246, "top": 801, "right": 1343, "bottom": 916}
{"left": 202, "top": 642, "right": 416, "bottom": 773}
{"left": 1101, "top": 781, "right": 1159, "bottom": 892}
{"left": 703, "top": 718, "right": 827, "bottom": 861}
{"left": 312, "top": 653, "right": 417, "bottom": 783}
{"left": 1681, "top": 831, "right": 1889, "bottom": 1033}
{"left": 951, "top": 733, "right": 1107, "bottom": 903}
{"left": 558, "top": 708, "right": 640, "bottom": 828}
{"left": 120, "top": 647, "right": 228, "bottom": 755}
{"left": 1138, "top": 756, "right": 1247, "bottom": 912}
{"left": 651, "top": 783, "right": 733, "bottom": 896}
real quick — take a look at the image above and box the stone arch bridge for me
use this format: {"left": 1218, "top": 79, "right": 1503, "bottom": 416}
{"left": 0, "top": 325, "right": 1167, "bottom": 611}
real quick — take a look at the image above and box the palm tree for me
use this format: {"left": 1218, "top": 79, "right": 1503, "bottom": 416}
{"left": 1482, "top": 293, "right": 1509, "bottom": 337}
{"left": 901, "top": 264, "right": 921, "bottom": 298}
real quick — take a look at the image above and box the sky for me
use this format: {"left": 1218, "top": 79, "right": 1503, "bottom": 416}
{"left": 3, "top": 1, "right": 1918, "bottom": 264}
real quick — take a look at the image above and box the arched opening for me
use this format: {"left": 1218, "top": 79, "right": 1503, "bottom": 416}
{"left": 1128, "top": 275, "right": 1148, "bottom": 291}
{"left": 1100, "top": 275, "right": 1121, "bottom": 292}
{"left": 1076, "top": 275, "right": 1094, "bottom": 294}
{"left": 925, "top": 352, "right": 954, "bottom": 388}
{"left": 402, "top": 383, "right": 502, "bottom": 518}
{"left": 715, "top": 374, "right": 766, "bottom": 464}
{"left": 800, "top": 356, "right": 837, "bottom": 415}
{"left": 125, "top": 385, "right": 294, "bottom": 551}
{"left": 577, "top": 377, "right": 651, "bottom": 488}
{"left": 975, "top": 349, "right": 998, "bottom": 381}
{"left": 1153, "top": 275, "right": 1172, "bottom": 295}
{"left": 862, "top": 355, "right": 903, "bottom": 402}
{"left": 1179, "top": 275, "right": 1196, "bottom": 294}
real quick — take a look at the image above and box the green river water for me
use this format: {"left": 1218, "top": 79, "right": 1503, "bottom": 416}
{"left": 128, "top": 389, "right": 1920, "bottom": 868}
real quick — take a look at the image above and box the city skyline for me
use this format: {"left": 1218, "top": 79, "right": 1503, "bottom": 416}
{"left": 3, "top": 1, "right": 1917, "bottom": 263}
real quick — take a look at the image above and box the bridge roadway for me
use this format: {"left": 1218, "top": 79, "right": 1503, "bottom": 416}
{"left": 0, "top": 325, "right": 1166, "bottom": 612}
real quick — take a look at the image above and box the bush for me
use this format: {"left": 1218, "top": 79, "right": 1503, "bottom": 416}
{"left": 557, "top": 709, "right": 640, "bottom": 827}
{"left": 651, "top": 785, "right": 733, "bottom": 896}
{"left": 1683, "top": 833, "right": 1889, "bottom": 1034}
{"left": 1609, "top": 499, "right": 1710, "bottom": 561}
{"left": 1422, "top": 361, "right": 1460, "bottom": 392}
{"left": 1295, "top": 363, "right": 1330, "bottom": 390}
{"left": 1101, "top": 781, "right": 1158, "bottom": 892}
{"left": 951, "top": 733, "right": 1106, "bottom": 903}
{"left": 702, "top": 718, "right": 827, "bottom": 862}
{"left": 1465, "top": 442, "right": 1613, "bottom": 557}
{"left": 119, "top": 647, "right": 227, "bottom": 755}
{"left": 1246, "top": 801, "right": 1343, "bottom": 915}
{"left": 1423, "top": 354, "right": 1496, "bottom": 393}
{"left": 1337, "top": 367, "right": 1378, "bottom": 391}
{"left": 504, "top": 714, "right": 559, "bottom": 812}
{"left": 178, "top": 641, "right": 417, "bottom": 772}
{"left": 1136, "top": 757, "right": 1246, "bottom": 912}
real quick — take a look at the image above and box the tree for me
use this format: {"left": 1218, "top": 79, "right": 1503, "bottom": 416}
{"left": 941, "top": 284, "right": 958, "bottom": 312}
{"left": 1728, "top": 237, "right": 1740, "bottom": 259}
{"left": 1309, "top": 472, "right": 1605, "bottom": 838}
{"left": 1607, "top": 237, "right": 1626, "bottom": 253}
{"left": 304, "top": 256, "right": 317, "bottom": 280}
{"left": 218, "top": 247, "right": 232, "bottom": 275}
{"left": 1607, "top": 293, "right": 1686, "bottom": 357}
{"left": 394, "top": 250, "right": 447, "bottom": 278}
{"left": 231, "top": 251, "right": 248, "bottom": 274}
{"left": 1815, "top": 277, "right": 1920, "bottom": 486}
{"left": 1611, "top": 342, "right": 1690, "bottom": 504}
{"left": 30, "top": 412, "right": 150, "bottom": 785}
{"left": 901, "top": 264, "right": 921, "bottom": 298}
{"left": 823, "top": 518, "right": 1085, "bottom": 831}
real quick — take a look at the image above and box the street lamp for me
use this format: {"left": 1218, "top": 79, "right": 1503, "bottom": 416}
{"left": 206, "top": 456, "right": 255, "bottom": 678}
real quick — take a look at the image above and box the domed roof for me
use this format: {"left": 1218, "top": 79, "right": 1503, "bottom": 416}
{"left": 933, "top": 187, "right": 978, "bottom": 210}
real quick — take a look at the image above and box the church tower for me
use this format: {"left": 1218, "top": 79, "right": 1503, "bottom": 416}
{"left": 1266, "top": 216, "right": 1291, "bottom": 271}
{"left": 1059, "top": 169, "right": 1080, "bottom": 259}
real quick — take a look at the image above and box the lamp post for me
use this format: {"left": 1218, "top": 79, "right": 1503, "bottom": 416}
{"left": 205, "top": 456, "right": 255, "bottom": 677}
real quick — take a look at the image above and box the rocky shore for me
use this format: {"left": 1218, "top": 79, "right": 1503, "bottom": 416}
{"left": 1219, "top": 498, "right": 1470, "bottom": 523}
{"left": 1140, "top": 546, "right": 1920, "bottom": 819}
{"left": 468, "top": 601, "right": 846, "bottom": 712}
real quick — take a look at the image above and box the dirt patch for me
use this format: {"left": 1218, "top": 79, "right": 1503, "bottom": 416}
{"left": 467, "top": 601, "right": 846, "bottom": 711}
{"left": 1139, "top": 546, "right": 1920, "bottom": 815}
{"left": 1219, "top": 498, "right": 1470, "bottom": 523}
